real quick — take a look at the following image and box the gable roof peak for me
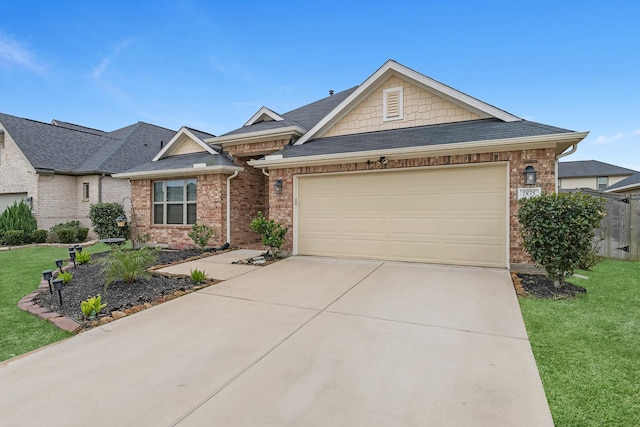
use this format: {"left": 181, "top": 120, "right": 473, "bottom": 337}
{"left": 294, "top": 60, "right": 521, "bottom": 145}
{"left": 244, "top": 107, "right": 284, "bottom": 126}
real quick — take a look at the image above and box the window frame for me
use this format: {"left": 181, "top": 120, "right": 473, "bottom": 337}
{"left": 596, "top": 176, "right": 608, "bottom": 190}
{"left": 82, "top": 182, "right": 90, "bottom": 201}
{"left": 152, "top": 178, "right": 197, "bottom": 226}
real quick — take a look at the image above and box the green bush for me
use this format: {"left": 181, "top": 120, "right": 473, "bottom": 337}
{"left": 0, "top": 200, "right": 37, "bottom": 237}
{"left": 518, "top": 192, "right": 605, "bottom": 287}
{"left": 76, "top": 251, "right": 91, "bottom": 265}
{"left": 4, "top": 230, "right": 25, "bottom": 245}
{"left": 80, "top": 295, "right": 107, "bottom": 319}
{"left": 190, "top": 268, "right": 207, "bottom": 284}
{"left": 250, "top": 211, "right": 288, "bottom": 256}
{"left": 56, "top": 228, "right": 76, "bottom": 244}
{"left": 30, "top": 229, "right": 48, "bottom": 243}
{"left": 77, "top": 227, "right": 89, "bottom": 242}
{"left": 99, "top": 247, "right": 159, "bottom": 288}
{"left": 188, "top": 223, "right": 214, "bottom": 251}
{"left": 89, "top": 203, "right": 128, "bottom": 239}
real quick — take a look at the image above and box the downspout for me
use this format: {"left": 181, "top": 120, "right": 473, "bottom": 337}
{"left": 98, "top": 174, "right": 106, "bottom": 202}
{"left": 226, "top": 171, "right": 239, "bottom": 243}
{"left": 555, "top": 144, "right": 577, "bottom": 192}
{"left": 262, "top": 168, "right": 269, "bottom": 177}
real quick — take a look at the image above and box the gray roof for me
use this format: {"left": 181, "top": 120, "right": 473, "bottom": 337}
{"left": 0, "top": 112, "right": 176, "bottom": 175}
{"left": 221, "top": 87, "right": 358, "bottom": 137}
{"left": 605, "top": 172, "right": 640, "bottom": 191}
{"left": 558, "top": 160, "right": 638, "bottom": 178}
{"left": 185, "top": 127, "right": 216, "bottom": 141}
{"left": 51, "top": 120, "right": 106, "bottom": 136}
{"left": 276, "top": 119, "right": 573, "bottom": 158}
{"left": 121, "top": 151, "right": 236, "bottom": 174}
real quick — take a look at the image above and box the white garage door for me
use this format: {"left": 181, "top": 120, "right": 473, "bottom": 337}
{"left": 297, "top": 164, "right": 507, "bottom": 267}
{"left": 0, "top": 193, "right": 27, "bottom": 213}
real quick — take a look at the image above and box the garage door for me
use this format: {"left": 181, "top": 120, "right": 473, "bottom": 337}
{"left": 0, "top": 193, "right": 27, "bottom": 213}
{"left": 297, "top": 164, "right": 507, "bottom": 267}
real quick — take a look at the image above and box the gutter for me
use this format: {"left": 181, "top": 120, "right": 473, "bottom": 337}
{"left": 204, "top": 126, "right": 304, "bottom": 147}
{"left": 249, "top": 132, "right": 590, "bottom": 169}
{"left": 112, "top": 165, "right": 243, "bottom": 180}
{"left": 226, "top": 171, "right": 239, "bottom": 243}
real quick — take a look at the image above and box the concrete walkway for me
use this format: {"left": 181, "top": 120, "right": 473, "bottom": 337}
{"left": 156, "top": 249, "right": 264, "bottom": 280}
{"left": 0, "top": 257, "right": 552, "bottom": 426}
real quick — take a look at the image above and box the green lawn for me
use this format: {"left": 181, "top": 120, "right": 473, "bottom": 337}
{"left": 0, "top": 243, "right": 114, "bottom": 362}
{"left": 520, "top": 259, "right": 640, "bottom": 426}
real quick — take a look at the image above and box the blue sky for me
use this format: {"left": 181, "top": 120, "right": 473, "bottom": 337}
{"left": 1, "top": 1, "right": 638, "bottom": 169}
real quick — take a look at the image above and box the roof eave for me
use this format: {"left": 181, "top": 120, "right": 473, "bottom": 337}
{"left": 205, "top": 126, "right": 305, "bottom": 146}
{"left": 249, "top": 132, "right": 588, "bottom": 169}
{"left": 112, "top": 165, "right": 243, "bottom": 180}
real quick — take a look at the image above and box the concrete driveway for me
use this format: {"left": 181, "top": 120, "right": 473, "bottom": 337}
{"left": 0, "top": 256, "right": 552, "bottom": 426}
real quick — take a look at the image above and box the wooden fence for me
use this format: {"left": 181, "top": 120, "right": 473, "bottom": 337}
{"left": 576, "top": 189, "right": 640, "bottom": 261}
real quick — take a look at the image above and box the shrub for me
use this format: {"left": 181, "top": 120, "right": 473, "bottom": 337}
{"left": 190, "top": 268, "right": 207, "bottom": 284}
{"left": 77, "top": 227, "right": 89, "bottom": 242}
{"left": 188, "top": 223, "right": 214, "bottom": 251}
{"left": 80, "top": 295, "right": 107, "bottom": 319}
{"left": 58, "top": 271, "right": 73, "bottom": 284}
{"left": 250, "top": 212, "right": 288, "bottom": 256}
{"left": 0, "top": 200, "right": 37, "bottom": 237}
{"left": 99, "top": 247, "right": 159, "bottom": 288}
{"left": 76, "top": 251, "right": 91, "bottom": 265}
{"left": 89, "top": 203, "right": 128, "bottom": 239}
{"left": 56, "top": 227, "right": 76, "bottom": 244}
{"left": 518, "top": 192, "right": 605, "bottom": 288}
{"left": 4, "top": 230, "right": 25, "bottom": 245}
{"left": 30, "top": 229, "right": 48, "bottom": 243}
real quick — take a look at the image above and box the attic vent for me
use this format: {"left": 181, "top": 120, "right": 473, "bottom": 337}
{"left": 383, "top": 86, "right": 403, "bottom": 121}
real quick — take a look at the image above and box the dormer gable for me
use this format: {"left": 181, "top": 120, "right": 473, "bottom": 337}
{"left": 153, "top": 127, "right": 217, "bottom": 161}
{"left": 244, "top": 107, "right": 284, "bottom": 126}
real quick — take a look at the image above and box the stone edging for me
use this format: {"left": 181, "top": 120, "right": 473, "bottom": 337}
{"left": 17, "top": 261, "right": 216, "bottom": 334}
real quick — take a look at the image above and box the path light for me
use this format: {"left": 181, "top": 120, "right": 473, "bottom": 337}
{"left": 42, "top": 270, "right": 53, "bottom": 294}
{"left": 524, "top": 165, "right": 537, "bottom": 185}
{"left": 55, "top": 259, "right": 64, "bottom": 273}
{"left": 116, "top": 214, "right": 127, "bottom": 228}
{"left": 52, "top": 278, "right": 64, "bottom": 306}
{"left": 74, "top": 245, "right": 83, "bottom": 253}
{"left": 69, "top": 251, "right": 77, "bottom": 267}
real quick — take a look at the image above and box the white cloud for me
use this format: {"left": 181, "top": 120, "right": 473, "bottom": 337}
{"left": 91, "top": 39, "right": 133, "bottom": 80}
{"left": 0, "top": 33, "right": 46, "bottom": 75}
{"left": 592, "top": 129, "right": 640, "bottom": 145}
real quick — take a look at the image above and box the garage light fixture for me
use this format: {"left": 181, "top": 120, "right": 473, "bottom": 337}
{"left": 524, "top": 165, "right": 537, "bottom": 185}
{"left": 273, "top": 179, "right": 283, "bottom": 194}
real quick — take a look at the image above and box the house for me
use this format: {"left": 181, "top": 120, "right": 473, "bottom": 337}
{"left": 605, "top": 172, "right": 640, "bottom": 195}
{"left": 115, "top": 60, "right": 588, "bottom": 269}
{"left": 558, "top": 160, "right": 637, "bottom": 190}
{"left": 0, "top": 112, "right": 179, "bottom": 235}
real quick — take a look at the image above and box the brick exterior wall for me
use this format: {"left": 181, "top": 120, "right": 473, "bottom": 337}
{"left": 323, "top": 75, "right": 481, "bottom": 138}
{"left": 130, "top": 174, "right": 227, "bottom": 249}
{"left": 267, "top": 147, "right": 557, "bottom": 265}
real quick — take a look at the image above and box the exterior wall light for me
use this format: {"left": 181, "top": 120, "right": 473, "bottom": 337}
{"left": 42, "top": 270, "right": 53, "bottom": 294}
{"left": 116, "top": 214, "right": 127, "bottom": 228}
{"left": 524, "top": 165, "right": 537, "bottom": 185}
{"left": 273, "top": 179, "right": 283, "bottom": 195}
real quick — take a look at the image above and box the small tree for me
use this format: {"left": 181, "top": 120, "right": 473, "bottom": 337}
{"left": 0, "top": 200, "right": 37, "bottom": 236}
{"left": 518, "top": 192, "right": 605, "bottom": 288}
{"left": 89, "top": 202, "right": 128, "bottom": 239}
{"left": 250, "top": 212, "right": 288, "bottom": 257}
{"left": 188, "top": 223, "right": 214, "bottom": 252}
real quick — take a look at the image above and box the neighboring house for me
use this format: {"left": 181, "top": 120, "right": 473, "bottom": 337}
{"left": 605, "top": 172, "right": 640, "bottom": 195}
{"left": 115, "top": 60, "right": 588, "bottom": 269}
{"left": 558, "top": 160, "right": 637, "bottom": 190}
{"left": 0, "top": 112, "right": 177, "bottom": 235}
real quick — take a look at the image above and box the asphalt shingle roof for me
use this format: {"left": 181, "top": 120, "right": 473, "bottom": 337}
{"left": 51, "top": 120, "right": 106, "bottom": 136}
{"left": 605, "top": 172, "right": 640, "bottom": 191}
{"left": 121, "top": 151, "right": 236, "bottom": 174}
{"left": 0, "top": 112, "right": 176, "bottom": 174}
{"left": 276, "top": 119, "right": 573, "bottom": 158}
{"left": 221, "top": 87, "right": 358, "bottom": 137}
{"left": 558, "top": 160, "right": 638, "bottom": 178}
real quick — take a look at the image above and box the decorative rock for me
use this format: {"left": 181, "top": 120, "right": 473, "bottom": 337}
{"left": 111, "top": 311, "right": 126, "bottom": 320}
{"left": 173, "top": 290, "right": 186, "bottom": 297}
{"left": 253, "top": 259, "right": 266, "bottom": 265}
{"left": 123, "top": 308, "right": 134, "bottom": 315}
{"left": 143, "top": 303, "right": 153, "bottom": 309}
{"left": 129, "top": 306, "right": 143, "bottom": 313}
{"left": 165, "top": 294, "right": 177, "bottom": 301}
{"left": 90, "top": 320, "right": 99, "bottom": 327}
{"left": 99, "top": 317, "right": 114, "bottom": 325}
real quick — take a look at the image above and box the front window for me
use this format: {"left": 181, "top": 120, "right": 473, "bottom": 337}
{"left": 153, "top": 179, "right": 197, "bottom": 225}
{"left": 597, "top": 176, "right": 608, "bottom": 190}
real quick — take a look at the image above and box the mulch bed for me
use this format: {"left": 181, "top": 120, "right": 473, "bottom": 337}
{"left": 513, "top": 273, "right": 587, "bottom": 299}
{"left": 34, "top": 249, "right": 223, "bottom": 324}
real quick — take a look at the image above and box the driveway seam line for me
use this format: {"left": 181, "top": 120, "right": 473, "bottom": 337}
{"left": 194, "top": 291, "right": 322, "bottom": 312}
{"left": 171, "top": 261, "right": 385, "bottom": 426}
{"left": 324, "top": 309, "right": 530, "bottom": 341}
